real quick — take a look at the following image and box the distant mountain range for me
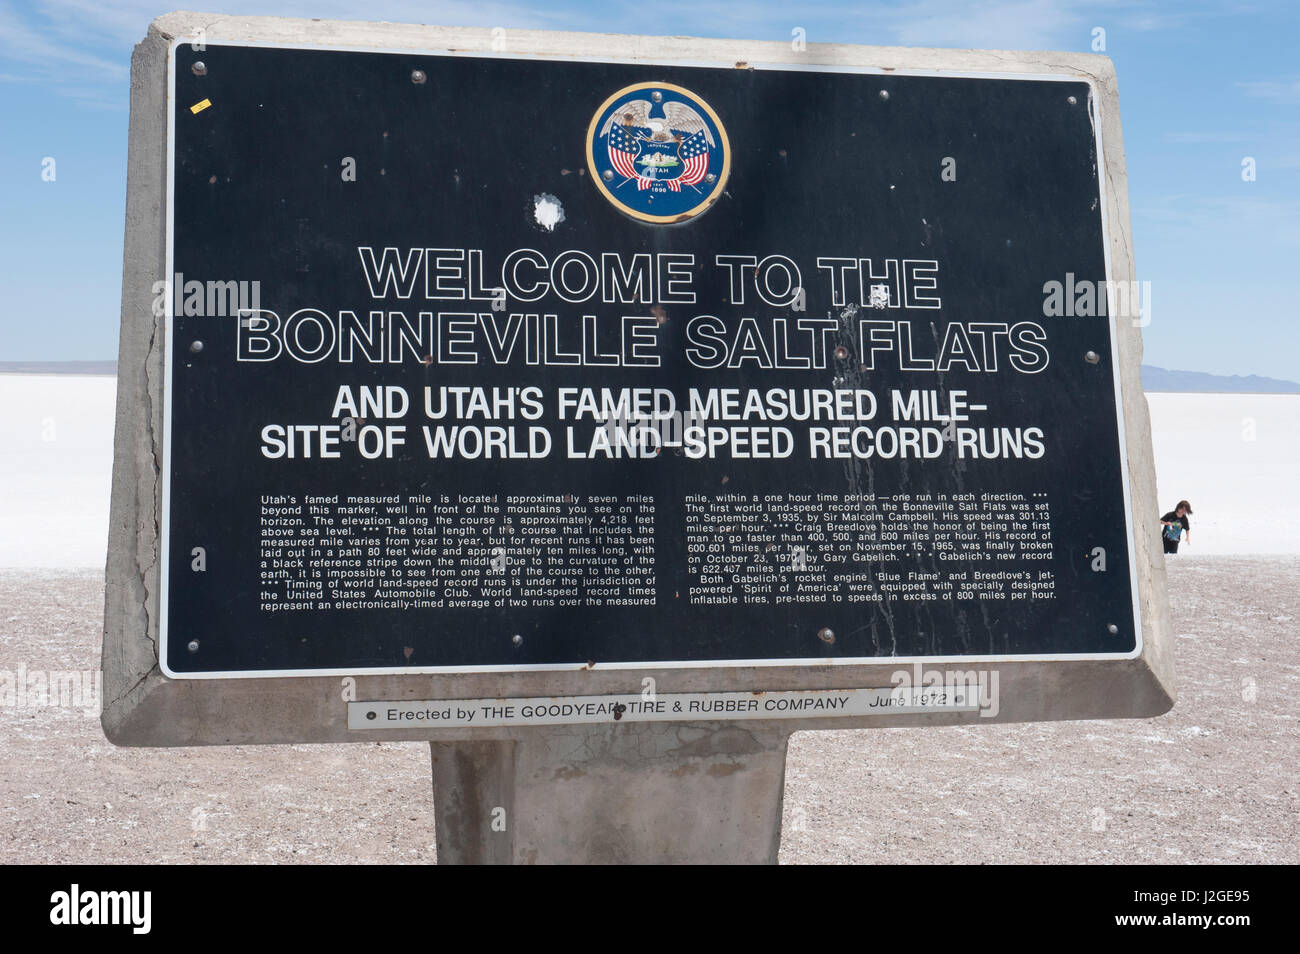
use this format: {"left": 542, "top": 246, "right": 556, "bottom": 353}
{"left": 1139, "top": 365, "right": 1300, "bottom": 394}
{"left": 0, "top": 361, "right": 118, "bottom": 375}
{"left": 2, "top": 360, "right": 1298, "bottom": 393}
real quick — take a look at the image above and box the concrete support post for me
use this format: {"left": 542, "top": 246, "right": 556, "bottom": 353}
{"left": 431, "top": 723, "right": 792, "bottom": 864}
{"left": 428, "top": 740, "right": 518, "bottom": 865}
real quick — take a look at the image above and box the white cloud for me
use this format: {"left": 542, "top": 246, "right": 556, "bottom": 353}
{"left": 34, "top": 0, "right": 572, "bottom": 46}
{"left": 0, "top": 0, "right": 577, "bottom": 104}
{"left": 0, "top": 1, "right": 128, "bottom": 79}
{"left": 871, "top": 0, "right": 1089, "bottom": 50}
{"left": 1236, "top": 76, "right": 1300, "bottom": 106}
{"left": 1134, "top": 194, "right": 1300, "bottom": 246}
{"left": 631, "top": 0, "right": 1097, "bottom": 50}
{"left": 1163, "top": 131, "right": 1253, "bottom": 144}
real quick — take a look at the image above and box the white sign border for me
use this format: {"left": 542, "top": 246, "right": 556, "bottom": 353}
{"left": 158, "top": 38, "right": 1143, "bottom": 680}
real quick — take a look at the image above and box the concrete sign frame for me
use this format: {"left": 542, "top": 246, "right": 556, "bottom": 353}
{"left": 104, "top": 12, "right": 1174, "bottom": 752}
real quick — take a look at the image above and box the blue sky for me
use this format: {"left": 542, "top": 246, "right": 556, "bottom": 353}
{"left": 1, "top": 0, "right": 1297, "bottom": 379}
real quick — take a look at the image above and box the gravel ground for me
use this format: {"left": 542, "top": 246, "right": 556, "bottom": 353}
{"left": 1, "top": 558, "right": 1295, "bottom": 864}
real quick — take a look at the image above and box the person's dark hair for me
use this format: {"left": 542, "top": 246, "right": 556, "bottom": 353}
{"left": 1176, "top": 500, "right": 1192, "bottom": 514}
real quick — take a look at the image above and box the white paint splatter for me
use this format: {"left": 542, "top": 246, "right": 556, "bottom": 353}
{"left": 533, "top": 193, "right": 565, "bottom": 231}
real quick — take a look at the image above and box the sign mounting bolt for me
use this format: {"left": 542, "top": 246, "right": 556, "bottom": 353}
{"left": 411, "top": 69, "right": 427, "bottom": 84}
{"left": 1107, "top": 623, "right": 1119, "bottom": 634}
{"left": 1067, "top": 95, "right": 1078, "bottom": 105}
{"left": 879, "top": 90, "right": 890, "bottom": 100}
{"left": 192, "top": 61, "right": 207, "bottom": 76}
{"left": 512, "top": 634, "right": 523, "bottom": 646}
{"left": 187, "top": 640, "right": 200, "bottom": 653}
{"left": 189, "top": 340, "right": 204, "bottom": 353}
{"left": 1085, "top": 350, "right": 1100, "bottom": 364}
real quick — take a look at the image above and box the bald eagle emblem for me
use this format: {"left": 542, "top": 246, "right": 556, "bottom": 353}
{"left": 586, "top": 82, "right": 730, "bottom": 224}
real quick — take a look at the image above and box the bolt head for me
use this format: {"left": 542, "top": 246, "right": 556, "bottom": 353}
{"left": 512, "top": 634, "right": 523, "bottom": 646}
{"left": 1067, "top": 95, "right": 1078, "bottom": 105}
{"left": 186, "top": 640, "right": 200, "bottom": 653}
{"left": 1085, "top": 350, "right": 1100, "bottom": 364}
{"left": 602, "top": 169, "right": 613, "bottom": 181}
{"left": 411, "top": 69, "right": 427, "bottom": 84}
{"left": 651, "top": 91, "right": 663, "bottom": 102}
{"left": 879, "top": 89, "right": 890, "bottom": 100}
{"left": 189, "top": 340, "right": 204, "bottom": 353}
{"left": 192, "top": 61, "right": 207, "bottom": 76}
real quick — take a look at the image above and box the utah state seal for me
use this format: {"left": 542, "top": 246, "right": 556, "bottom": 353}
{"left": 586, "top": 82, "right": 730, "bottom": 225}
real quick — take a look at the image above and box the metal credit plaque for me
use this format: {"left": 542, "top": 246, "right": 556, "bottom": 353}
{"left": 160, "top": 41, "right": 1141, "bottom": 677}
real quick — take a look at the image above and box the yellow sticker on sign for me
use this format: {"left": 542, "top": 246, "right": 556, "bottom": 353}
{"left": 190, "top": 98, "right": 212, "bottom": 114}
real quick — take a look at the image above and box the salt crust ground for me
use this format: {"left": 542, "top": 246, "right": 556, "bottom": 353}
{"left": 0, "top": 558, "right": 1294, "bottom": 864}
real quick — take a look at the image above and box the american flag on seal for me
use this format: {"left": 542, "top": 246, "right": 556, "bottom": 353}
{"left": 601, "top": 94, "right": 717, "bottom": 192}
{"left": 671, "top": 129, "right": 710, "bottom": 191}
{"left": 607, "top": 121, "right": 647, "bottom": 185}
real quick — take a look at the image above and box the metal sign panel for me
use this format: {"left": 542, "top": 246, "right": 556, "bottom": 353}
{"left": 103, "top": 15, "right": 1174, "bottom": 745}
{"left": 160, "top": 41, "right": 1140, "bottom": 678}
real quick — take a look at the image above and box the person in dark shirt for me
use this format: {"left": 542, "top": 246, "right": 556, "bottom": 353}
{"left": 1160, "top": 500, "right": 1193, "bottom": 554}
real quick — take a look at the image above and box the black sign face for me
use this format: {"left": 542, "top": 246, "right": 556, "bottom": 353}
{"left": 162, "top": 42, "right": 1139, "bottom": 677}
